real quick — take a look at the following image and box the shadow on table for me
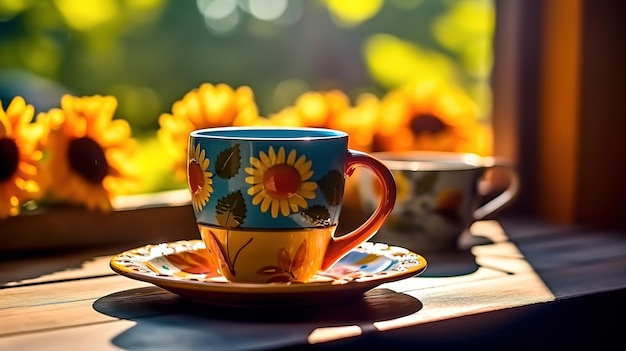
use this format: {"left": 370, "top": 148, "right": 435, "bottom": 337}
{"left": 410, "top": 230, "right": 495, "bottom": 278}
{"left": 93, "top": 286, "right": 423, "bottom": 350}
{"left": 418, "top": 248, "right": 479, "bottom": 277}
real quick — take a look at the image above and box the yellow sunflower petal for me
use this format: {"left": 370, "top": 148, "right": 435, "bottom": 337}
{"left": 98, "top": 119, "right": 132, "bottom": 146}
{"left": 0, "top": 96, "right": 45, "bottom": 219}
{"left": 261, "top": 194, "right": 273, "bottom": 213}
{"left": 279, "top": 199, "right": 290, "bottom": 217}
{"left": 276, "top": 146, "right": 286, "bottom": 164}
{"left": 248, "top": 183, "right": 264, "bottom": 196}
{"left": 268, "top": 146, "right": 277, "bottom": 164}
{"left": 0, "top": 114, "right": 10, "bottom": 137}
{"left": 246, "top": 168, "right": 264, "bottom": 179}
{"left": 245, "top": 175, "right": 259, "bottom": 186}
{"left": 249, "top": 157, "right": 269, "bottom": 172}
{"left": 300, "top": 170, "right": 314, "bottom": 182}
{"left": 289, "top": 195, "right": 307, "bottom": 210}
{"left": 293, "top": 155, "right": 313, "bottom": 175}
{"left": 300, "top": 181, "right": 318, "bottom": 191}
{"left": 251, "top": 191, "right": 266, "bottom": 205}
{"left": 286, "top": 149, "right": 297, "bottom": 165}
{"left": 298, "top": 190, "right": 317, "bottom": 200}
{"left": 201, "top": 154, "right": 210, "bottom": 172}
{"left": 270, "top": 199, "right": 280, "bottom": 218}
{"left": 259, "top": 150, "right": 271, "bottom": 167}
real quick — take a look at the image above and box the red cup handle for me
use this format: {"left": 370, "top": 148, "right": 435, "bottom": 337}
{"left": 321, "top": 150, "right": 397, "bottom": 271}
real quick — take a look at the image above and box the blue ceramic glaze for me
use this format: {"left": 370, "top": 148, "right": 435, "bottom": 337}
{"left": 188, "top": 127, "right": 349, "bottom": 229}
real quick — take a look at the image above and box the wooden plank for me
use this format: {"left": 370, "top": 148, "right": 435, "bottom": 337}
{"left": 0, "top": 218, "right": 535, "bottom": 339}
{"left": 2, "top": 255, "right": 116, "bottom": 288}
{"left": 518, "top": 232, "right": 626, "bottom": 271}
{"left": 0, "top": 277, "right": 151, "bottom": 336}
{"left": 0, "top": 255, "right": 548, "bottom": 338}
{"left": 0, "top": 192, "right": 197, "bottom": 255}
{"left": 385, "top": 267, "right": 507, "bottom": 292}
{"left": 0, "top": 320, "right": 134, "bottom": 351}
{"left": 0, "top": 270, "right": 555, "bottom": 351}
{"left": 0, "top": 275, "right": 149, "bottom": 310}
{"left": 6, "top": 218, "right": 626, "bottom": 350}
{"left": 532, "top": 255, "right": 626, "bottom": 298}
{"left": 375, "top": 271, "right": 554, "bottom": 332}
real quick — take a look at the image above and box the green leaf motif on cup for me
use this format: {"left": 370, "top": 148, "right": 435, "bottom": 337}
{"left": 215, "top": 143, "right": 241, "bottom": 179}
{"left": 215, "top": 190, "right": 247, "bottom": 227}
{"left": 317, "top": 170, "right": 344, "bottom": 207}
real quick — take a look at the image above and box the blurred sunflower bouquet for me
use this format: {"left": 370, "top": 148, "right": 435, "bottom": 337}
{"left": 158, "top": 79, "right": 491, "bottom": 179}
{"left": 0, "top": 78, "right": 491, "bottom": 221}
{"left": 157, "top": 80, "right": 492, "bottom": 213}
{"left": 0, "top": 94, "right": 139, "bottom": 220}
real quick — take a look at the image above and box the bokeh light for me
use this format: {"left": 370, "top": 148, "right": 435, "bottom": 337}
{"left": 54, "top": 0, "right": 120, "bottom": 31}
{"left": 0, "top": 0, "right": 495, "bottom": 193}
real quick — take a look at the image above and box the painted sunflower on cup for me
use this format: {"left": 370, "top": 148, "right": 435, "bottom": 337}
{"left": 264, "top": 90, "right": 381, "bottom": 211}
{"left": 38, "top": 94, "right": 139, "bottom": 212}
{"left": 157, "top": 83, "right": 261, "bottom": 181}
{"left": 0, "top": 97, "right": 46, "bottom": 219}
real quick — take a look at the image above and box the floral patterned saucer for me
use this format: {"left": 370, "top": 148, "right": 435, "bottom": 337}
{"left": 110, "top": 240, "right": 427, "bottom": 307}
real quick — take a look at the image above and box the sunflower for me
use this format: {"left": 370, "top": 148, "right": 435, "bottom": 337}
{"left": 266, "top": 89, "right": 377, "bottom": 151}
{"left": 38, "top": 94, "right": 139, "bottom": 212}
{"left": 267, "top": 90, "right": 350, "bottom": 128}
{"left": 0, "top": 97, "right": 46, "bottom": 219}
{"left": 187, "top": 143, "right": 213, "bottom": 212}
{"left": 327, "top": 92, "right": 380, "bottom": 152}
{"left": 372, "top": 79, "right": 492, "bottom": 155}
{"left": 244, "top": 146, "right": 317, "bottom": 218}
{"left": 157, "top": 83, "right": 260, "bottom": 181}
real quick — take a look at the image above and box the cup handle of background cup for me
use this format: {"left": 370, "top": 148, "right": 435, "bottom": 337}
{"left": 321, "top": 150, "right": 397, "bottom": 271}
{"left": 473, "top": 157, "right": 521, "bottom": 220}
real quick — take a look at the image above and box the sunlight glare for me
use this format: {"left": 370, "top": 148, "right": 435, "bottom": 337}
{"left": 324, "top": 0, "right": 382, "bottom": 27}
{"left": 54, "top": 0, "right": 119, "bottom": 30}
{"left": 197, "top": 0, "right": 237, "bottom": 20}
{"left": 365, "top": 34, "right": 455, "bottom": 89}
{"left": 247, "top": 0, "right": 287, "bottom": 21}
{"left": 203, "top": 9, "right": 240, "bottom": 35}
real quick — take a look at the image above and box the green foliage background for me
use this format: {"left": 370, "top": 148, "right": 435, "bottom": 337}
{"left": 0, "top": 0, "right": 494, "bottom": 193}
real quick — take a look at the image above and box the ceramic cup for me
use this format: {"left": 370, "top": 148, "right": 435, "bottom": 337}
{"left": 187, "top": 127, "right": 396, "bottom": 283}
{"left": 358, "top": 151, "right": 519, "bottom": 253}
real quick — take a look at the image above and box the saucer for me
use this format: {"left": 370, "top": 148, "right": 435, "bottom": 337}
{"left": 109, "top": 240, "right": 427, "bottom": 307}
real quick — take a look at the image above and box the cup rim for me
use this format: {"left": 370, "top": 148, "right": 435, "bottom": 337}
{"left": 371, "top": 151, "right": 492, "bottom": 171}
{"left": 190, "top": 126, "right": 348, "bottom": 140}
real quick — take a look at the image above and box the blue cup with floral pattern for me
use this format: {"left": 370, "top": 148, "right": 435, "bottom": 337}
{"left": 187, "top": 126, "right": 396, "bottom": 283}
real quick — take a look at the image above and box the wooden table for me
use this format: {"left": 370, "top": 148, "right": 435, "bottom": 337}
{"left": 1, "top": 216, "right": 625, "bottom": 350}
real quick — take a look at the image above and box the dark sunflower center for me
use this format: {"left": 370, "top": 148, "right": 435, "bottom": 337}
{"left": 188, "top": 159, "right": 205, "bottom": 195}
{"left": 410, "top": 113, "right": 447, "bottom": 135}
{"left": 263, "top": 164, "right": 301, "bottom": 199}
{"left": 0, "top": 138, "right": 19, "bottom": 182}
{"left": 68, "top": 137, "right": 109, "bottom": 184}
